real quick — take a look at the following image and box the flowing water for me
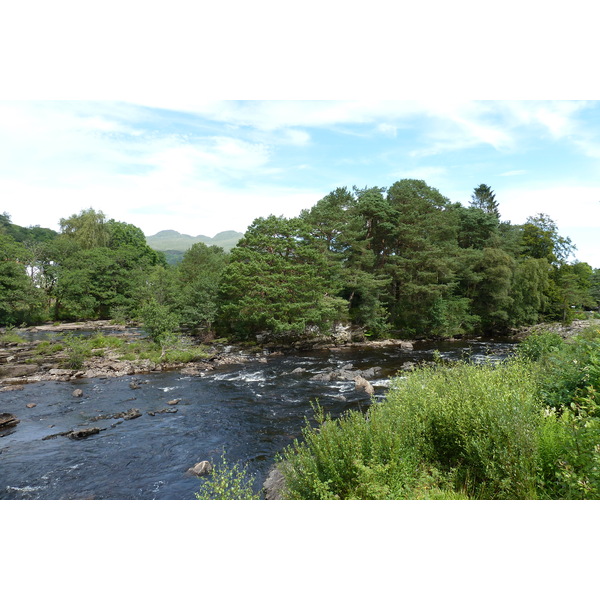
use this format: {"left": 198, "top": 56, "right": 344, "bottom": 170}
{"left": 0, "top": 338, "right": 515, "bottom": 500}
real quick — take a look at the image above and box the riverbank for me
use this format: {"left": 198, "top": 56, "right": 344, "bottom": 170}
{"left": 0, "top": 320, "right": 417, "bottom": 388}
{"left": 2, "top": 318, "right": 597, "bottom": 389}
{"left": 0, "top": 321, "right": 252, "bottom": 388}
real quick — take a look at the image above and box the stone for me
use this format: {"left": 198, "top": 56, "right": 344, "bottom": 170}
{"left": 263, "top": 465, "right": 286, "bottom": 500}
{"left": 166, "top": 399, "right": 180, "bottom": 405}
{"left": 310, "top": 372, "right": 335, "bottom": 382}
{"left": 72, "top": 388, "right": 84, "bottom": 397}
{"left": 291, "top": 367, "right": 306, "bottom": 374}
{"left": 67, "top": 427, "right": 101, "bottom": 440}
{"left": 0, "top": 413, "right": 19, "bottom": 430}
{"left": 26, "top": 403, "right": 37, "bottom": 408}
{"left": 0, "top": 363, "right": 39, "bottom": 378}
{"left": 122, "top": 408, "right": 142, "bottom": 420}
{"left": 148, "top": 408, "right": 178, "bottom": 416}
{"left": 188, "top": 460, "right": 213, "bottom": 476}
{"left": 354, "top": 375, "right": 375, "bottom": 395}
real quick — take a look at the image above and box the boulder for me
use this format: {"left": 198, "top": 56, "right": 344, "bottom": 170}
{"left": 263, "top": 465, "right": 287, "bottom": 500}
{"left": 0, "top": 363, "right": 39, "bottom": 378}
{"left": 147, "top": 408, "right": 178, "bottom": 416}
{"left": 166, "top": 399, "right": 180, "bottom": 405}
{"left": 0, "top": 413, "right": 19, "bottom": 430}
{"left": 72, "top": 388, "right": 84, "bottom": 397}
{"left": 354, "top": 375, "right": 375, "bottom": 395}
{"left": 67, "top": 427, "right": 101, "bottom": 440}
{"left": 310, "top": 372, "right": 335, "bottom": 382}
{"left": 26, "top": 403, "right": 37, "bottom": 408}
{"left": 122, "top": 408, "right": 142, "bottom": 420}
{"left": 188, "top": 461, "right": 213, "bottom": 476}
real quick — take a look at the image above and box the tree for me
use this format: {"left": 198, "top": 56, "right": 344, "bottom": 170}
{"left": 59, "top": 208, "right": 109, "bottom": 249}
{"left": 218, "top": 216, "right": 348, "bottom": 339}
{"left": 521, "top": 213, "right": 575, "bottom": 265}
{"left": 176, "top": 242, "right": 229, "bottom": 333}
{"left": 0, "top": 232, "right": 45, "bottom": 325}
{"left": 470, "top": 184, "right": 500, "bottom": 219}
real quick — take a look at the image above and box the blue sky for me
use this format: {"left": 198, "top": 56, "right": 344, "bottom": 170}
{"left": 1, "top": 100, "right": 599, "bottom": 266}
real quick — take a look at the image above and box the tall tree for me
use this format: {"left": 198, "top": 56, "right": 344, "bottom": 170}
{"left": 218, "top": 216, "right": 347, "bottom": 340}
{"left": 470, "top": 184, "right": 500, "bottom": 219}
{"left": 521, "top": 213, "right": 575, "bottom": 265}
{"left": 59, "top": 208, "right": 109, "bottom": 249}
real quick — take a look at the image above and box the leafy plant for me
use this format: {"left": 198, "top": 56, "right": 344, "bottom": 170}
{"left": 195, "top": 452, "right": 259, "bottom": 500}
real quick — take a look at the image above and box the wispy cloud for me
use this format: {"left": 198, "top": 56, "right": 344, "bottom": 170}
{"left": 499, "top": 170, "right": 527, "bottom": 177}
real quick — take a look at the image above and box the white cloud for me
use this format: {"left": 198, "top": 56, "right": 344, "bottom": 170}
{"left": 499, "top": 170, "right": 527, "bottom": 177}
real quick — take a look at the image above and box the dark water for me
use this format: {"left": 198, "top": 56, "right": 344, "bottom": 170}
{"left": 0, "top": 338, "right": 515, "bottom": 500}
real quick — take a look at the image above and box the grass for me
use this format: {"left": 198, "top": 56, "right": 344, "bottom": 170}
{"left": 0, "top": 330, "right": 27, "bottom": 345}
{"left": 28, "top": 330, "right": 211, "bottom": 368}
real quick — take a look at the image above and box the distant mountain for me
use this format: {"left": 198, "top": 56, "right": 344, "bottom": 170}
{"left": 146, "top": 229, "right": 244, "bottom": 253}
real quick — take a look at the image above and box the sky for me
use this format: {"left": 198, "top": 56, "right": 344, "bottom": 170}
{"left": 1, "top": 99, "right": 600, "bottom": 266}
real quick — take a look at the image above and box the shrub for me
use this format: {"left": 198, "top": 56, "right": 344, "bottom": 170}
{"left": 280, "top": 360, "right": 550, "bottom": 499}
{"left": 195, "top": 453, "right": 259, "bottom": 500}
{"left": 61, "top": 334, "right": 91, "bottom": 370}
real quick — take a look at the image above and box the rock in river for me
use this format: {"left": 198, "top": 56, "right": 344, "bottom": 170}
{"left": 0, "top": 413, "right": 20, "bottom": 432}
{"left": 67, "top": 427, "right": 101, "bottom": 440}
{"left": 188, "top": 461, "right": 213, "bottom": 476}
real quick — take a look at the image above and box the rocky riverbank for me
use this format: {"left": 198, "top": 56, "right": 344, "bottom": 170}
{"left": 0, "top": 321, "right": 418, "bottom": 389}
{"left": 0, "top": 320, "right": 251, "bottom": 389}
{"left": 512, "top": 318, "right": 600, "bottom": 340}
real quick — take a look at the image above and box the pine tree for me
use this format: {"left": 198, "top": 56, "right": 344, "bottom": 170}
{"left": 470, "top": 184, "right": 500, "bottom": 219}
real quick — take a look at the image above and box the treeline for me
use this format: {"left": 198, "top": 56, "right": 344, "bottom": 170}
{"left": 1, "top": 179, "right": 599, "bottom": 339}
{"left": 220, "top": 180, "right": 599, "bottom": 339}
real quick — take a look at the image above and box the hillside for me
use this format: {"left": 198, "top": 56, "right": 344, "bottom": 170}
{"left": 146, "top": 229, "right": 243, "bottom": 253}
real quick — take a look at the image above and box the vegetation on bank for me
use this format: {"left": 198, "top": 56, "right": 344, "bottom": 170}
{"left": 274, "top": 326, "right": 600, "bottom": 500}
{"left": 1, "top": 180, "right": 598, "bottom": 344}
{"left": 15, "top": 330, "right": 212, "bottom": 371}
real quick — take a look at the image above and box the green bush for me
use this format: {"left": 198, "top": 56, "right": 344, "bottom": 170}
{"left": 61, "top": 334, "right": 91, "bottom": 370}
{"left": 279, "top": 356, "right": 600, "bottom": 500}
{"left": 519, "top": 326, "right": 600, "bottom": 412}
{"left": 195, "top": 453, "right": 259, "bottom": 500}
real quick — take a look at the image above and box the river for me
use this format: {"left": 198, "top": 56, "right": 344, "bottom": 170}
{"left": 0, "top": 338, "right": 515, "bottom": 500}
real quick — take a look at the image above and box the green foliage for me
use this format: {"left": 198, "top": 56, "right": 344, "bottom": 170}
{"left": 219, "top": 215, "right": 348, "bottom": 339}
{"left": 469, "top": 184, "right": 500, "bottom": 219}
{"left": 34, "top": 340, "right": 65, "bottom": 355}
{"left": 195, "top": 453, "right": 260, "bottom": 500}
{"left": 59, "top": 208, "right": 110, "bottom": 249}
{"left": 177, "top": 242, "right": 228, "bottom": 332}
{"left": 521, "top": 213, "right": 575, "bottom": 265}
{"left": 279, "top": 349, "right": 600, "bottom": 500}
{"left": 139, "top": 300, "right": 180, "bottom": 344}
{"left": 520, "top": 326, "right": 600, "bottom": 411}
{"left": 61, "top": 334, "right": 92, "bottom": 370}
{"left": 0, "top": 329, "right": 27, "bottom": 344}
{"left": 0, "top": 231, "right": 47, "bottom": 326}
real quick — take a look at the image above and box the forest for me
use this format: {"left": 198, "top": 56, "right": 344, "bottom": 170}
{"left": 1, "top": 180, "right": 599, "bottom": 341}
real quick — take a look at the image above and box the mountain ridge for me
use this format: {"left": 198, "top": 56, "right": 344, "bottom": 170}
{"left": 146, "top": 229, "right": 243, "bottom": 252}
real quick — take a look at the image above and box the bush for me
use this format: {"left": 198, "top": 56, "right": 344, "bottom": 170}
{"left": 195, "top": 453, "right": 259, "bottom": 500}
{"left": 61, "top": 334, "right": 92, "bottom": 370}
{"left": 520, "top": 326, "right": 600, "bottom": 412}
{"left": 280, "top": 359, "right": 588, "bottom": 499}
